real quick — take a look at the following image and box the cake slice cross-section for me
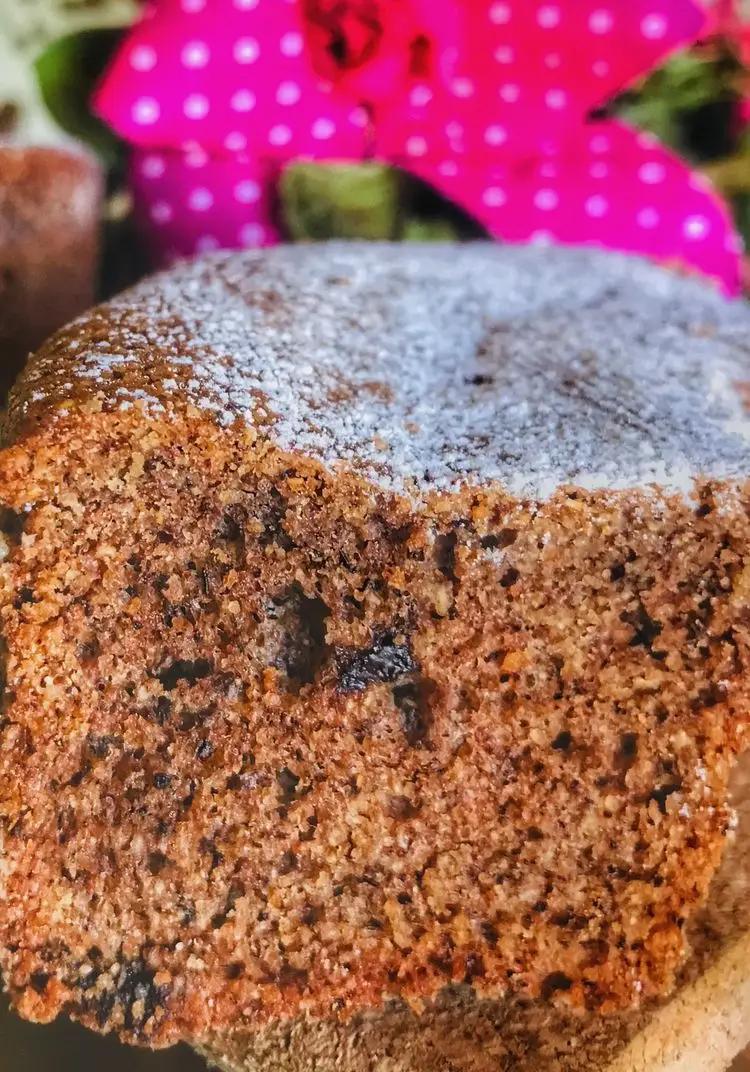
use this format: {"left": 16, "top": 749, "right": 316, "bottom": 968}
{"left": 0, "top": 242, "right": 749, "bottom": 1052}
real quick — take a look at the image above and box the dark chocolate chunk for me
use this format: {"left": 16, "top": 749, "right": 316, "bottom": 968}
{"left": 648, "top": 781, "right": 682, "bottom": 815}
{"left": 551, "top": 730, "right": 573, "bottom": 752}
{"left": 277, "top": 767, "right": 300, "bottom": 802}
{"left": 541, "top": 971, "right": 573, "bottom": 1000}
{"left": 335, "top": 633, "right": 416, "bottom": 693}
{"left": 156, "top": 658, "right": 212, "bottom": 691}
{"left": 30, "top": 971, "right": 50, "bottom": 994}
{"left": 115, "top": 959, "right": 170, "bottom": 1032}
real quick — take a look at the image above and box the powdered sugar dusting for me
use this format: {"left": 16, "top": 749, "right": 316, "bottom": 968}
{"left": 12, "top": 242, "right": 750, "bottom": 500}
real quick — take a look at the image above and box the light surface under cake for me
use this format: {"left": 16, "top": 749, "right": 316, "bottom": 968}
{"left": 1, "top": 244, "right": 750, "bottom": 1054}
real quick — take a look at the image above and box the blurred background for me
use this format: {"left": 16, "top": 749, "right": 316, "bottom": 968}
{"left": 1, "top": 0, "right": 750, "bottom": 1068}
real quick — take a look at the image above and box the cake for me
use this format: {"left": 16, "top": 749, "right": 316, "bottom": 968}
{"left": 0, "top": 242, "right": 749, "bottom": 1068}
{"left": 0, "top": 145, "right": 102, "bottom": 396}
{"left": 198, "top": 752, "right": 750, "bottom": 1072}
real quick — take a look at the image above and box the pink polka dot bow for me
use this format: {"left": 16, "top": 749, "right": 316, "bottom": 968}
{"left": 95, "top": 0, "right": 744, "bottom": 293}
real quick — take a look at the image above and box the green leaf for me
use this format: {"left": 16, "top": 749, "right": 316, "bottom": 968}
{"left": 280, "top": 162, "right": 402, "bottom": 241}
{"left": 617, "top": 97, "right": 682, "bottom": 150}
{"left": 34, "top": 29, "right": 123, "bottom": 165}
{"left": 614, "top": 48, "right": 741, "bottom": 156}
{"left": 402, "top": 217, "right": 460, "bottom": 242}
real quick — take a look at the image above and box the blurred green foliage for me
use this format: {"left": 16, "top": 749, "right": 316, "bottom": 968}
{"left": 617, "top": 51, "right": 738, "bottom": 151}
{"left": 35, "top": 30, "right": 124, "bottom": 166}
{"left": 281, "top": 161, "right": 403, "bottom": 240}
{"left": 619, "top": 45, "right": 750, "bottom": 247}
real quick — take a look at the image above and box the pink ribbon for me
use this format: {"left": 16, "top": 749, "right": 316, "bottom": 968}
{"left": 95, "top": 0, "right": 744, "bottom": 294}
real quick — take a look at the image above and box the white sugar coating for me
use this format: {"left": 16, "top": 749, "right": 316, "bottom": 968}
{"left": 12, "top": 242, "right": 750, "bottom": 501}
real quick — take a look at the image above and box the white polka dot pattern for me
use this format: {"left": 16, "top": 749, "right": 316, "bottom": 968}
{"left": 311, "top": 117, "right": 336, "bottom": 140}
{"left": 231, "top": 89, "right": 256, "bottom": 113}
{"left": 234, "top": 179, "right": 261, "bottom": 203}
{"left": 99, "top": 0, "right": 707, "bottom": 168}
{"left": 405, "top": 120, "right": 740, "bottom": 293}
{"left": 95, "top": 0, "right": 742, "bottom": 291}
{"left": 187, "top": 186, "right": 214, "bottom": 211}
{"left": 589, "top": 9, "right": 614, "bottom": 34}
{"left": 181, "top": 40, "right": 210, "bottom": 68}
{"left": 99, "top": 0, "right": 369, "bottom": 162}
{"left": 183, "top": 93, "right": 210, "bottom": 119}
{"left": 537, "top": 6, "right": 562, "bottom": 29}
{"left": 130, "top": 45, "right": 158, "bottom": 72}
{"left": 224, "top": 131, "right": 248, "bottom": 151}
{"left": 131, "top": 149, "right": 280, "bottom": 262}
{"left": 233, "top": 36, "right": 260, "bottom": 64}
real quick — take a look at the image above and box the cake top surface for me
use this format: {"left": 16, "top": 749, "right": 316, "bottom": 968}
{"left": 11, "top": 241, "right": 750, "bottom": 500}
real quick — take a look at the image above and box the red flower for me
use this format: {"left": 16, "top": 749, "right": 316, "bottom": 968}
{"left": 300, "top": 1, "right": 462, "bottom": 104}
{"left": 705, "top": 0, "right": 750, "bottom": 64}
{"left": 705, "top": 0, "right": 744, "bottom": 45}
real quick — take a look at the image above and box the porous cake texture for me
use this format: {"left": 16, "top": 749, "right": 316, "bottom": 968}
{"left": 0, "top": 243, "right": 749, "bottom": 1053}
{"left": 198, "top": 754, "right": 750, "bottom": 1072}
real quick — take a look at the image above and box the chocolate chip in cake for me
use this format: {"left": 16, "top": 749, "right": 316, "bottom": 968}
{"left": 335, "top": 633, "right": 416, "bottom": 693}
{"left": 156, "top": 658, "right": 212, "bottom": 691}
{"left": 195, "top": 740, "right": 214, "bottom": 761}
{"left": 541, "top": 972, "right": 573, "bottom": 1001}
